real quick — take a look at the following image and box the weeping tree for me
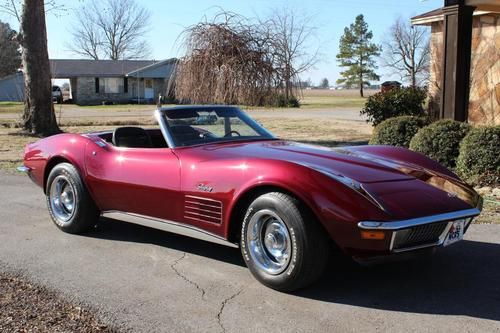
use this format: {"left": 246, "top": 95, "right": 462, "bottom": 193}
{"left": 174, "top": 10, "right": 318, "bottom": 106}
{"left": 174, "top": 12, "right": 278, "bottom": 106}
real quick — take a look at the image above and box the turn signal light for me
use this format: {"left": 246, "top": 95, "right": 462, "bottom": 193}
{"left": 361, "top": 230, "right": 385, "bottom": 240}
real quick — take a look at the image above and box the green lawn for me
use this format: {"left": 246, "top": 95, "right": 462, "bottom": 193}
{"left": 0, "top": 102, "right": 23, "bottom": 113}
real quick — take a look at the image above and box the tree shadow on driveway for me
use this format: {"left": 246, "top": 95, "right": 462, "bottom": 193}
{"left": 87, "top": 218, "right": 500, "bottom": 322}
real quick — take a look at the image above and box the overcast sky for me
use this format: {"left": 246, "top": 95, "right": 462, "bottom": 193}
{"left": 1, "top": 0, "right": 443, "bottom": 85}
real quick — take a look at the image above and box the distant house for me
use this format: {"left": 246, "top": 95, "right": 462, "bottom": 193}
{"left": 0, "top": 72, "right": 24, "bottom": 102}
{"left": 50, "top": 59, "right": 177, "bottom": 105}
{"left": 380, "top": 81, "right": 401, "bottom": 93}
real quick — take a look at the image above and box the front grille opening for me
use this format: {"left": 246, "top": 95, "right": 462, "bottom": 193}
{"left": 392, "top": 221, "right": 448, "bottom": 250}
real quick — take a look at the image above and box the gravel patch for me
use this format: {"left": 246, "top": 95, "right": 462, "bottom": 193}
{"left": 0, "top": 270, "right": 119, "bottom": 333}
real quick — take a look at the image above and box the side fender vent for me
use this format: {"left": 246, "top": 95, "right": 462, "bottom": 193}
{"left": 184, "top": 195, "right": 223, "bottom": 225}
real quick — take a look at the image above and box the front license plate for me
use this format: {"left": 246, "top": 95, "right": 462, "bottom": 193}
{"left": 443, "top": 219, "right": 465, "bottom": 247}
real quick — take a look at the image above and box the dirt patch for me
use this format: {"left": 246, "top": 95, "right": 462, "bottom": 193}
{"left": 0, "top": 270, "right": 118, "bottom": 332}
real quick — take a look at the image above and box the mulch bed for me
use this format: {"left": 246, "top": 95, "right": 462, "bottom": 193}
{"left": 0, "top": 271, "right": 117, "bottom": 332}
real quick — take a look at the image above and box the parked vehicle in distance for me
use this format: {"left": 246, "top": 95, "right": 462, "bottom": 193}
{"left": 52, "top": 85, "right": 63, "bottom": 104}
{"left": 18, "top": 106, "right": 482, "bottom": 291}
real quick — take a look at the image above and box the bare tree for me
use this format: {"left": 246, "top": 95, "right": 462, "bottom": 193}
{"left": 175, "top": 11, "right": 277, "bottom": 106}
{"left": 68, "top": 0, "right": 151, "bottom": 60}
{"left": 382, "top": 17, "right": 430, "bottom": 87}
{"left": 264, "top": 8, "right": 319, "bottom": 102}
{"left": 0, "top": 0, "right": 60, "bottom": 135}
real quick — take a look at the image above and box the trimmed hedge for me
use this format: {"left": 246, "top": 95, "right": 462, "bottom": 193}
{"left": 456, "top": 126, "right": 500, "bottom": 186}
{"left": 361, "top": 87, "right": 427, "bottom": 126}
{"left": 369, "top": 116, "right": 429, "bottom": 148}
{"left": 409, "top": 119, "right": 471, "bottom": 169}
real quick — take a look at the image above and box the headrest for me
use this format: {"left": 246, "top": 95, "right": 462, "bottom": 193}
{"left": 112, "top": 127, "right": 153, "bottom": 148}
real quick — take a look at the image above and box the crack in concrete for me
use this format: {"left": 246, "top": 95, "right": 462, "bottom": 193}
{"left": 216, "top": 288, "right": 243, "bottom": 333}
{"left": 170, "top": 253, "right": 206, "bottom": 300}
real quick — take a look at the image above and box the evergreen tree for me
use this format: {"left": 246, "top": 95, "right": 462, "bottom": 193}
{"left": 336, "top": 15, "right": 381, "bottom": 97}
{"left": 0, "top": 21, "right": 21, "bottom": 78}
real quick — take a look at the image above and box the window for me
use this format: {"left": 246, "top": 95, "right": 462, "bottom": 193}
{"left": 99, "top": 78, "right": 122, "bottom": 94}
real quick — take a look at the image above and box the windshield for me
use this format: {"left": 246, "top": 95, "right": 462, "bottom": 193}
{"left": 161, "top": 107, "right": 275, "bottom": 147}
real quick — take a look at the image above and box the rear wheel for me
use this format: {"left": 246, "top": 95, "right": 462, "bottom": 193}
{"left": 46, "top": 163, "right": 99, "bottom": 234}
{"left": 240, "top": 192, "right": 329, "bottom": 291}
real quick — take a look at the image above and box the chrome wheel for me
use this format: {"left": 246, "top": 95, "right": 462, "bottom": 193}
{"left": 246, "top": 209, "right": 292, "bottom": 275}
{"left": 49, "top": 175, "right": 77, "bottom": 224}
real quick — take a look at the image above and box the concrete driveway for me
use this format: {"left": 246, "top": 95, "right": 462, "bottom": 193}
{"left": 1, "top": 172, "right": 499, "bottom": 332}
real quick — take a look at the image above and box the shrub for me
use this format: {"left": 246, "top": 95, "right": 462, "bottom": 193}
{"left": 274, "top": 94, "right": 300, "bottom": 108}
{"left": 361, "top": 87, "right": 427, "bottom": 126}
{"left": 369, "top": 116, "right": 429, "bottom": 147}
{"left": 456, "top": 126, "right": 500, "bottom": 186}
{"left": 409, "top": 119, "right": 471, "bottom": 169}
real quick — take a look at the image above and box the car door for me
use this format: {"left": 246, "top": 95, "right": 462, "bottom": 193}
{"left": 84, "top": 142, "right": 183, "bottom": 222}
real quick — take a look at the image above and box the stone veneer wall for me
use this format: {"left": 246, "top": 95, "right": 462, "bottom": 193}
{"left": 428, "top": 21, "right": 444, "bottom": 121}
{"left": 428, "top": 14, "right": 500, "bottom": 125}
{"left": 468, "top": 14, "right": 500, "bottom": 125}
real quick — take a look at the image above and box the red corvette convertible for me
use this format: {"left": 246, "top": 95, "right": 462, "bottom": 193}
{"left": 18, "top": 106, "right": 482, "bottom": 291}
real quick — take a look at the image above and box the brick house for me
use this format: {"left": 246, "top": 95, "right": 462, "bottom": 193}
{"left": 412, "top": 1, "right": 499, "bottom": 125}
{"left": 50, "top": 58, "right": 177, "bottom": 105}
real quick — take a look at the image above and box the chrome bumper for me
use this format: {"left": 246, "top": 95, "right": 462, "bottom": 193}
{"left": 16, "top": 165, "right": 31, "bottom": 173}
{"left": 358, "top": 208, "right": 481, "bottom": 253}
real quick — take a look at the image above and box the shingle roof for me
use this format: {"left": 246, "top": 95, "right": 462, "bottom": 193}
{"left": 50, "top": 59, "right": 159, "bottom": 78}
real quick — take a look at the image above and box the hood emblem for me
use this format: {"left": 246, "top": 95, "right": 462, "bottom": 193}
{"left": 197, "top": 184, "right": 213, "bottom": 192}
{"left": 447, "top": 192, "right": 458, "bottom": 198}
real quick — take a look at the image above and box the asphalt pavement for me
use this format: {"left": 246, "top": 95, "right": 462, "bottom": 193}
{"left": 1, "top": 172, "right": 499, "bottom": 332}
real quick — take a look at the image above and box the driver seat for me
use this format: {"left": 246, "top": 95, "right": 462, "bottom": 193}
{"left": 112, "top": 127, "right": 153, "bottom": 148}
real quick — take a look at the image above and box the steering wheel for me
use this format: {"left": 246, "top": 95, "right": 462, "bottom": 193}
{"left": 224, "top": 130, "right": 241, "bottom": 137}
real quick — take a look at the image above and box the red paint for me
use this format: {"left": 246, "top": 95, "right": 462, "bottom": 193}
{"left": 22, "top": 129, "right": 481, "bottom": 258}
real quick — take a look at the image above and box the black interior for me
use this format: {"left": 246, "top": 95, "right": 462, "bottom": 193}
{"left": 99, "top": 127, "right": 167, "bottom": 148}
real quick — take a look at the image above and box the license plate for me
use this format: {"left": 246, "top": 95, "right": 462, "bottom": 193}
{"left": 443, "top": 219, "right": 465, "bottom": 247}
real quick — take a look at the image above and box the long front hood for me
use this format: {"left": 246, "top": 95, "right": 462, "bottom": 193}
{"left": 206, "top": 140, "right": 415, "bottom": 183}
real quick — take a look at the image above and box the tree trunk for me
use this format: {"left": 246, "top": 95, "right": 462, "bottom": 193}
{"left": 359, "top": 74, "right": 364, "bottom": 97}
{"left": 20, "top": 0, "right": 60, "bottom": 136}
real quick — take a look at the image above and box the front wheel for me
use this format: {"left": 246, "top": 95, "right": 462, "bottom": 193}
{"left": 240, "top": 192, "right": 329, "bottom": 291}
{"left": 46, "top": 163, "right": 99, "bottom": 234}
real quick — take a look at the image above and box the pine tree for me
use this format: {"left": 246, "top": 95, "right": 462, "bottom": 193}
{"left": 336, "top": 15, "right": 381, "bottom": 97}
{"left": 0, "top": 21, "right": 21, "bottom": 78}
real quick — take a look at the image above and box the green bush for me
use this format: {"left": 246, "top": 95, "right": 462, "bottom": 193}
{"left": 361, "top": 87, "right": 427, "bottom": 126}
{"left": 409, "top": 119, "right": 471, "bottom": 169}
{"left": 273, "top": 94, "right": 300, "bottom": 108}
{"left": 369, "top": 116, "right": 429, "bottom": 148}
{"left": 456, "top": 126, "right": 500, "bottom": 186}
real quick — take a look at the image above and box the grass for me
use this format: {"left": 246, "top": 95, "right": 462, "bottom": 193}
{"left": 0, "top": 102, "right": 23, "bottom": 113}
{"left": 299, "top": 89, "right": 376, "bottom": 109}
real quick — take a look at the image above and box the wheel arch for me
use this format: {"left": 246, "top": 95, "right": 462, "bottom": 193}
{"left": 226, "top": 183, "right": 326, "bottom": 244}
{"left": 43, "top": 155, "right": 84, "bottom": 193}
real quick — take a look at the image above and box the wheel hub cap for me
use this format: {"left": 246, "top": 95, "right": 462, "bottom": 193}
{"left": 247, "top": 210, "right": 292, "bottom": 275}
{"left": 49, "top": 175, "right": 76, "bottom": 224}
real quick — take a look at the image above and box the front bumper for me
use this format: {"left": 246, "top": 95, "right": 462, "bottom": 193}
{"left": 358, "top": 208, "right": 481, "bottom": 253}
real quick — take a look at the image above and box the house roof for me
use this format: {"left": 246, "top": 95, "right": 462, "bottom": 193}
{"left": 126, "top": 58, "right": 178, "bottom": 78}
{"left": 411, "top": 7, "right": 498, "bottom": 25}
{"left": 49, "top": 59, "right": 174, "bottom": 78}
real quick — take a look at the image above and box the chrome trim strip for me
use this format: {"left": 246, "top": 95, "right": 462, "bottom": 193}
{"left": 185, "top": 195, "right": 223, "bottom": 204}
{"left": 101, "top": 211, "right": 238, "bottom": 248}
{"left": 358, "top": 208, "right": 480, "bottom": 230}
{"left": 154, "top": 108, "right": 176, "bottom": 148}
{"left": 16, "top": 165, "right": 31, "bottom": 173}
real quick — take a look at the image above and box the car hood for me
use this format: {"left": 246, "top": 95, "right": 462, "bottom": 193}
{"left": 197, "top": 140, "right": 414, "bottom": 183}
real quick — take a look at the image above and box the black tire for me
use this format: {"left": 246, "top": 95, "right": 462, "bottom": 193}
{"left": 240, "top": 192, "right": 329, "bottom": 291}
{"left": 45, "top": 163, "right": 99, "bottom": 234}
